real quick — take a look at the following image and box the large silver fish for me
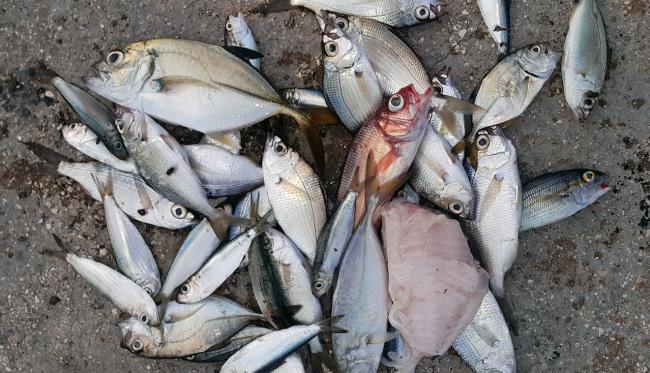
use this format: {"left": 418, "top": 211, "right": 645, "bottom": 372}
{"left": 411, "top": 125, "right": 474, "bottom": 218}
{"left": 263, "top": 136, "right": 326, "bottom": 265}
{"left": 462, "top": 127, "right": 521, "bottom": 298}
{"left": 57, "top": 162, "right": 196, "bottom": 229}
{"left": 225, "top": 12, "right": 261, "bottom": 70}
{"left": 470, "top": 44, "right": 560, "bottom": 141}
{"left": 562, "top": 0, "right": 607, "bottom": 120}
{"left": 321, "top": 14, "right": 383, "bottom": 133}
{"left": 521, "top": 169, "right": 610, "bottom": 231}
{"left": 119, "top": 296, "right": 265, "bottom": 358}
{"left": 453, "top": 291, "right": 516, "bottom": 373}
{"left": 62, "top": 122, "right": 138, "bottom": 173}
{"left": 47, "top": 237, "right": 159, "bottom": 325}
{"left": 313, "top": 190, "right": 357, "bottom": 297}
{"left": 332, "top": 197, "right": 390, "bottom": 372}
{"left": 476, "top": 0, "right": 510, "bottom": 54}
{"left": 157, "top": 218, "right": 220, "bottom": 302}
{"left": 94, "top": 177, "right": 160, "bottom": 296}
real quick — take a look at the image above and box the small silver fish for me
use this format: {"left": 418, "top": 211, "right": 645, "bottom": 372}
{"left": 476, "top": 0, "right": 510, "bottom": 54}
{"left": 62, "top": 122, "right": 138, "bottom": 173}
{"left": 281, "top": 88, "right": 328, "bottom": 109}
{"left": 431, "top": 67, "right": 466, "bottom": 160}
{"left": 225, "top": 12, "right": 261, "bottom": 70}
{"left": 185, "top": 325, "right": 272, "bottom": 362}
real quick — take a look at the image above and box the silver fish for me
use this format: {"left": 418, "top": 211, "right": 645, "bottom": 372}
{"left": 47, "top": 237, "right": 159, "bottom": 325}
{"left": 321, "top": 14, "right": 383, "bottom": 133}
{"left": 462, "top": 127, "right": 521, "bottom": 298}
{"left": 476, "top": 0, "right": 510, "bottom": 54}
{"left": 94, "top": 177, "right": 160, "bottom": 296}
{"left": 453, "top": 291, "right": 516, "bottom": 373}
{"left": 161, "top": 296, "right": 262, "bottom": 324}
{"left": 57, "top": 162, "right": 196, "bottom": 229}
{"left": 229, "top": 186, "right": 274, "bottom": 241}
{"left": 470, "top": 44, "right": 560, "bottom": 141}
{"left": 521, "top": 169, "right": 610, "bottom": 232}
{"left": 226, "top": 12, "right": 261, "bottom": 70}
{"left": 184, "top": 144, "right": 264, "bottom": 197}
{"left": 221, "top": 319, "right": 340, "bottom": 373}
{"left": 119, "top": 297, "right": 265, "bottom": 358}
{"left": 395, "top": 184, "right": 420, "bottom": 205}
{"left": 264, "top": 228, "right": 324, "bottom": 354}
{"left": 431, "top": 67, "right": 466, "bottom": 160}
{"left": 332, "top": 197, "right": 390, "bottom": 372}
{"left": 200, "top": 131, "right": 242, "bottom": 155}
{"left": 289, "top": 0, "right": 445, "bottom": 27}
{"left": 185, "top": 325, "right": 272, "bottom": 362}
{"left": 263, "top": 136, "right": 326, "bottom": 265}
{"left": 281, "top": 88, "right": 328, "bottom": 109}
{"left": 313, "top": 190, "right": 357, "bottom": 297}
{"left": 562, "top": 0, "right": 607, "bottom": 120}
{"left": 157, "top": 219, "right": 220, "bottom": 302}
{"left": 62, "top": 122, "right": 138, "bottom": 173}
{"left": 271, "top": 352, "right": 306, "bottom": 373}
{"left": 411, "top": 125, "right": 474, "bottom": 218}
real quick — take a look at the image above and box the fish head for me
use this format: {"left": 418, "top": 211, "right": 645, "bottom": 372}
{"left": 470, "top": 127, "right": 514, "bottom": 170}
{"left": 407, "top": 0, "right": 446, "bottom": 24}
{"left": 225, "top": 12, "right": 251, "bottom": 46}
{"left": 569, "top": 170, "right": 611, "bottom": 206}
{"left": 395, "top": 184, "right": 420, "bottom": 205}
{"left": 378, "top": 85, "right": 433, "bottom": 140}
{"left": 320, "top": 14, "right": 360, "bottom": 70}
{"left": 83, "top": 43, "right": 155, "bottom": 105}
{"left": 569, "top": 90, "right": 599, "bottom": 121}
{"left": 62, "top": 122, "right": 95, "bottom": 145}
{"left": 151, "top": 200, "right": 196, "bottom": 229}
{"left": 176, "top": 276, "right": 203, "bottom": 304}
{"left": 117, "top": 317, "right": 159, "bottom": 354}
{"left": 432, "top": 66, "right": 462, "bottom": 98}
{"left": 434, "top": 184, "right": 475, "bottom": 220}
{"left": 312, "top": 269, "right": 333, "bottom": 297}
{"left": 518, "top": 44, "right": 561, "bottom": 81}
{"left": 141, "top": 277, "right": 162, "bottom": 299}
{"left": 263, "top": 135, "right": 299, "bottom": 175}
{"left": 115, "top": 108, "right": 147, "bottom": 147}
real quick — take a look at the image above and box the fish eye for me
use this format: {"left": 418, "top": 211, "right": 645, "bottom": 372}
{"left": 398, "top": 190, "right": 407, "bottom": 198}
{"left": 314, "top": 281, "right": 325, "bottom": 290}
{"left": 582, "top": 171, "right": 596, "bottom": 183}
{"left": 335, "top": 17, "right": 349, "bottom": 31}
{"left": 476, "top": 134, "right": 490, "bottom": 150}
{"left": 583, "top": 97, "right": 595, "bottom": 108}
{"left": 106, "top": 50, "right": 124, "bottom": 66}
{"left": 531, "top": 45, "right": 541, "bottom": 54}
{"left": 131, "top": 338, "right": 144, "bottom": 352}
{"left": 324, "top": 41, "right": 339, "bottom": 57}
{"left": 263, "top": 235, "right": 272, "bottom": 248}
{"left": 69, "top": 123, "right": 78, "bottom": 131}
{"left": 448, "top": 201, "right": 464, "bottom": 215}
{"left": 226, "top": 21, "right": 234, "bottom": 31}
{"left": 388, "top": 94, "right": 405, "bottom": 112}
{"left": 415, "top": 5, "right": 431, "bottom": 21}
{"left": 171, "top": 204, "right": 187, "bottom": 219}
{"left": 274, "top": 143, "right": 287, "bottom": 155}
{"left": 433, "top": 83, "right": 443, "bottom": 95}
{"left": 180, "top": 284, "right": 191, "bottom": 294}
{"left": 140, "top": 313, "right": 148, "bottom": 323}
{"left": 114, "top": 142, "right": 123, "bottom": 150}
{"left": 116, "top": 120, "right": 125, "bottom": 134}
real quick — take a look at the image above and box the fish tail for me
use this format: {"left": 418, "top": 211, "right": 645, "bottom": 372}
{"left": 21, "top": 141, "right": 70, "bottom": 177}
{"left": 495, "top": 290, "right": 520, "bottom": 336}
{"left": 251, "top": 0, "right": 293, "bottom": 14}
{"left": 278, "top": 105, "right": 326, "bottom": 174}
{"left": 490, "top": 274, "right": 506, "bottom": 299}
{"left": 209, "top": 213, "right": 251, "bottom": 241}
{"left": 90, "top": 172, "right": 112, "bottom": 199}
{"left": 317, "top": 315, "right": 348, "bottom": 334}
{"left": 45, "top": 234, "right": 77, "bottom": 260}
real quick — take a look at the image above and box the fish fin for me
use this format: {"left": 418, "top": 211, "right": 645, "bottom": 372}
{"left": 375, "top": 148, "right": 400, "bottom": 175}
{"left": 45, "top": 234, "right": 78, "bottom": 259}
{"left": 204, "top": 131, "right": 242, "bottom": 153}
{"left": 304, "top": 107, "right": 338, "bottom": 126}
{"left": 437, "top": 95, "right": 487, "bottom": 116}
{"left": 437, "top": 110, "right": 463, "bottom": 141}
{"left": 479, "top": 175, "right": 503, "bottom": 221}
{"left": 251, "top": 0, "right": 292, "bottom": 14}
{"left": 209, "top": 213, "right": 252, "bottom": 241}
{"left": 451, "top": 140, "right": 467, "bottom": 155}
{"left": 350, "top": 166, "right": 363, "bottom": 194}
{"left": 134, "top": 182, "right": 154, "bottom": 212}
{"left": 282, "top": 304, "right": 303, "bottom": 318}
{"left": 316, "top": 315, "right": 348, "bottom": 334}
{"left": 90, "top": 172, "right": 113, "bottom": 199}
{"left": 152, "top": 76, "right": 224, "bottom": 94}
{"left": 496, "top": 289, "right": 519, "bottom": 336}
{"left": 224, "top": 45, "right": 264, "bottom": 60}
{"left": 278, "top": 105, "right": 325, "bottom": 174}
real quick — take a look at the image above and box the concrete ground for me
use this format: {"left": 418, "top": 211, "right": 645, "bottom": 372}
{"left": 0, "top": 0, "right": 648, "bottom": 372}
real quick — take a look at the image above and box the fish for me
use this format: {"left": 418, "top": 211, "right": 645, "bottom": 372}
{"left": 157, "top": 218, "right": 221, "bottom": 302}
{"left": 321, "top": 14, "right": 383, "bottom": 133}
{"left": 269, "top": 352, "right": 307, "bottom": 373}
{"left": 263, "top": 136, "right": 326, "bottom": 265}
{"left": 281, "top": 88, "right": 328, "bottom": 109}
{"left": 453, "top": 291, "right": 516, "bottom": 373}
{"left": 395, "top": 183, "right": 420, "bottom": 205}
{"left": 161, "top": 296, "right": 262, "bottom": 324}
{"left": 62, "top": 122, "right": 138, "bottom": 173}
{"left": 184, "top": 144, "right": 264, "bottom": 197}
{"left": 469, "top": 44, "right": 560, "bottom": 141}
{"left": 184, "top": 325, "right": 272, "bottom": 362}
{"left": 225, "top": 12, "right": 261, "bottom": 70}
{"left": 411, "top": 125, "right": 475, "bottom": 218}
{"left": 381, "top": 328, "right": 416, "bottom": 373}
{"left": 220, "top": 318, "right": 344, "bottom": 373}
{"left": 263, "top": 228, "right": 324, "bottom": 354}
{"left": 119, "top": 297, "right": 266, "bottom": 358}
{"left": 200, "top": 130, "right": 242, "bottom": 154}
{"left": 461, "top": 127, "right": 521, "bottom": 298}
{"left": 51, "top": 77, "right": 128, "bottom": 159}
{"left": 431, "top": 67, "right": 467, "bottom": 160}
{"left": 476, "top": 0, "right": 510, "bottom": 54}
{"left": 46, "top": 235, "right": 159, "bottom": 325}
{"left": 57, "top": 162, "right": 197, "bottom": 229}
{"left": 82, "top": 38, "right": 325, "bottom": 171}
{"left": 562, "top": 0, "right": 607, "bottom": 120}
{"left": 312, "top": 190, "right": 357, "bottom": 297}
{"left": 337, "top": 84, "right": 432, "bottom": 224}
{"left": 177, "top": 209, "right": 274, "bottom": 304}
{"left": 521, "top": 169, "right": 610, "bottom": 231}
{"left": 93, "top": 176, "right": 161, "bottom": 296}
{"left": 229, "top": 186, "right": 274, "bottom": 241}
{"left": 332, "top": 197, "right": 390, "bottom": 373}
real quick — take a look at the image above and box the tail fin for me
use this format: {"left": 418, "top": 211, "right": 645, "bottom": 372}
{"left": 21, "top": 141, "right": 70, "bottom": 177}
{"left": 316, "top": 315, "right": 347, "bottom": 334}
{"left": 45, "top": 234, "right": 77, "bottom": 260}
{"left": 90, "top": 173, "right": 113, "bottom": 199}
{"left": 495, "top": 289, "right": 519, "bottom": 336}
{"left": 209, "top": 213, "right": 251, "bottom": 241}
{"left": 279, "top": 105, "right": 325, "bottom": 174}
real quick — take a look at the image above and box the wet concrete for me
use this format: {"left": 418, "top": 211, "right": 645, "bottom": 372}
{"left": 0, "top": 0, "right": 649, "bottom": 372}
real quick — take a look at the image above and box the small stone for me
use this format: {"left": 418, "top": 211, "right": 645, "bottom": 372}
{"left": 99, "top": 248, "right": 108, "bottom": 257}
{"left": 44, "top": 90, "right": 56, "bottom": 99}
{"left": 49, "top": 295, "right": 61, "bottom": 305}
{"left": 458, "top": 29, "right": 468, "bottom": 38}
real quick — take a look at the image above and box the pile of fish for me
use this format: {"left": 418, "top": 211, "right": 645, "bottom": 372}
{"left": 41, "top": 0, "right": 612, "bottom": 372}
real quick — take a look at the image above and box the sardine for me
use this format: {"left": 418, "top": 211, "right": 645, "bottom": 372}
{"left": 521, "top": 169, "right": 610, "bottom": 231}
{"left": 47, "top": 236, "right": 159, "bottom": 325}
{"left": 321, "top": 14, "right": 383, "bottom": 133}
{"left": 562, "top": 0, "right": 607, "bottom": 120}
{"left": 453, "top": 291, "right": 516, "bottom": 373}
{"left": 184, "top": 144, "right": 264, "bottom": 197}
{"left": 157, "top": 219, "right": 220, "bottom": 302}
{"left": 332, "top": 197, "right": 390, "bottom": 372}
{"left": 161, "top": 296, "right": 261, "bottom": 324}
{"left": 313, "top": 190, "right": 357, "bottom": 297}
{"left": 476, "top": 0, "right": 510, "bottom": 54}
{"left": 119, "top": 297, "right": 265, "bottom": 358}
{"left": 51, "top": 77, "right": 127, "bottom": 159}
{"left": 62, "top": 122, "right": 138, "bottom": 173}
{"left": 57, "top": 162, "right": 196, "bottom": 229}
{"left": 263, "top": 136, "right": 326, "bottom": 265}
{"left": 225, "top": 12, "right": 261, "bottom": 70}
{"left": 470, "top": 44, "right": 560, "bottom": 141}
{"left": 94, "top": 176, "right": 160, "bottom": 296}
{"left": 281, "top": 88, "right": 328, "bottom": 109}
{"left": 185, "top": 325, "right": 272, "bottom": 362}
{"left": 411, "top": 125, "right": 474, "bottom": 218}
{"left": 461, "top": 127, "right": 521, "bottom": 298}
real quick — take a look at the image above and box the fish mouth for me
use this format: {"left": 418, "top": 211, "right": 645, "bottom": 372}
{"left": 524, "top": 69, "right": 545, "bottom": 79}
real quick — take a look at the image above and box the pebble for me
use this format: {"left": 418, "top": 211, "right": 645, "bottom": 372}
{"left": 98, "top": 248, "right": 108, "bottom": 257}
